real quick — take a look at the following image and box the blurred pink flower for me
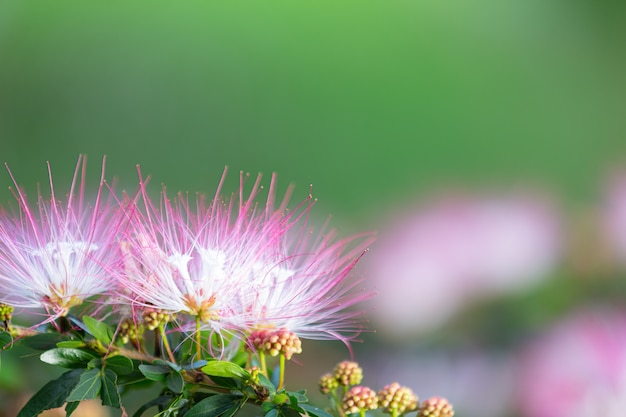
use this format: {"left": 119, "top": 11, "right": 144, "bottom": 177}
{"left": 0, "top": 156, "right": 123, "bottom": 320}
{"left": 603, "top": 172, "right": 626, "bottom": 262}
{"left": 121, "top": 168, "right": 375, "bottom": 344}
{"left": 517, "top": 309, "right": 626, "bottom": 417}
{"left": 367, "top": 191, "right": 561, "bottom": 336}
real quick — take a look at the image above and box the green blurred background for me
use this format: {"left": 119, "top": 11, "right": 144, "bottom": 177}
{"left": 1, "top": 1, "right": 625, "bottom": 217}
{"left": 1, "top": 1, "right": 626, "bottom": 416}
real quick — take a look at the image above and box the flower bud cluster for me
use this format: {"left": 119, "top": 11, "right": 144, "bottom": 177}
{"left": 378, "top": 382, "right": 418, "bottom": 415}
{"left": 343, "top": 386, "right": 378, "bottom": 414}
{"left": 142, "top": 308, "right": 177, "bottom": 331}
{"left": 320, "top": 361, "right": 454, "bottom": 417}
{"left": 247, "top": 328, "right": 302, "bottom": 360}
{"left": 0, "top": 303, "right": 13, "bottom": 323}
{"left": 417, "top": 397, "right": 454, "bottom": 417}
{"left": 334, "top": 360, "right": 364, "bottom": 386}
{"left": 119, "top": 318, "right": 144, "bottom": 345}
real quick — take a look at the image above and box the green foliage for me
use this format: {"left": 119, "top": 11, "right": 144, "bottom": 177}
{"left": 184, "top": 394, "right": 246, "bottom": 417}
{"left": 82, "top": 316, "right": 116, "bottom": 345}
{"left": 105, "top": 355, "right": 135, "bottom": 375}
{"left": 16, "top": 369, "right": 83, "bottom": 417}
{"left": 40, "top": 348, "right": 99, "bottom": 369}
{"left": 66, "top": 369, "right": 102, "bottom": 402}
{"left": 101, "top": 369, "right": 122, "bottom": 408}
{"left": 201, "top": 361, "right": 251, "bottom": 380}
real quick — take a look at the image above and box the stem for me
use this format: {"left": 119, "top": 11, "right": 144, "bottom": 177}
{"left": 360, "top": 410, "right": 366, "bottom": 417}
{"left": 158, "top": 323, "right": 177, "bottom": 363}
{"left": 259, "top": 351, "right": 268, "bottom": 377}
{"left": 277, "top": 353, "right": 286, "bottom": 390}
{"left": 195, "top": 316, "right": 202, "bottom": 361}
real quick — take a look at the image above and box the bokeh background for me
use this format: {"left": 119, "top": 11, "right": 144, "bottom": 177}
{"left": 1, "top": 1, "right": 626, "bottom": 416}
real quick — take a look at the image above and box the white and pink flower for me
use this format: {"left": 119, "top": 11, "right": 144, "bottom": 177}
{"left": 0, "top": 156, "right": 124, "bottom": 320}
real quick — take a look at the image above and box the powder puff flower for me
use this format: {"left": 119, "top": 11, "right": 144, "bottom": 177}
{"left": 517, "top": 309, "right": 626, "bottom": 417}
{"left": 240, "top": 213, "right": 375, "bottom": 344}
{"left": 0, "top": 156, "right": 124, "bottom": 320}
{"left": 120, "top": 167, "right": 375, "bottom": 347}
{"left": 367, "top": 191, "right": 560, "bottom": 336}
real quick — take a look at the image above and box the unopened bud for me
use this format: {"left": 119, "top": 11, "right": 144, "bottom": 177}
{"left": 319, "top": 373, "right": 339, "bottom": 394}
{"left": 417, "top": 397, "right": 454, "bottom": 417}
{"left": 343, "top": 386, "right": 379, "bottom": 414}
{"left": 334, "top": 360, "right": 363, "bottom": 386}
{"left": 378, "top": 382, "right": 418, "bottom": 415}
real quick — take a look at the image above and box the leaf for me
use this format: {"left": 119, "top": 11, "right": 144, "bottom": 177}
{"left": 201, "top": 361, "right": 251, "bottom": 380}
{"left": 82, "top": 316, "right": 114, "bottom": 345}
{"left": 21, "top": 333, "right": 70, "bottom": 350}
{"left": 16, "top": 369, "right": 83, "bottom": 417}
{"left": 104, "top": 355, "right": 134, "bottom": 375}
{"left": 220, "top": 398, "right": 247, "bottom": 417}
{"left": 299, "top": 404, "right": 335, "bottom": 417}
{"left": 265, "top": 408, "right": 279, "bottom": 417}
{"left": 286, "top": 390, "right": 308, "bottom": 403}
{"left": 257, "top": 373, "right": 276, "bottom": 396}
{"left": 138, "top": 364, "right": 171, "bottom": 381}
{"left": 0, "top": 331, "right": 13, "bottom": 349}
{"left": 40, "top": 348, "right": 98, "bottom": 369}
{"left": 56, "top": 340, "right": 85, "bottom": 348}
{"left": 184, "top": 394, "right": 243, "bottom": 417}
{"left": 166, "top": 371, "right": 184, "bottom": 394}
{"left": 132, "top": 395, "right": 173, "bottom": 417}
{"left": 65, "top": 401, "right": 79, "bottom": 416}
{"left": 182, "top": 359, "right": 208, "bottom": 370}
{"left": 101, "top": 369, "right": 121, "bottom": 408}
{"left": 207, "top": 375, "right": 241, "bottom": 390}
{"left": 66, "top": 369, "right": 102, "bottom": 402}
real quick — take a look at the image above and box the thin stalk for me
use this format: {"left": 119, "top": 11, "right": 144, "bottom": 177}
{"left": 259, "top": 351, "right": 268, "bottom": 377}
{"left": 195, "top": 316, "right": 202, "bottom": 361}
{"left": 158, "top": 323, "right": 176, "bottom": 363}
{"left": 277, "top": 353, "right": 286, "bottom": 390}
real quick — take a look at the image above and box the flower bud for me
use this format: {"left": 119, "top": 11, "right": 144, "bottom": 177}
{"left": 417, "top": 397, "right": 454, "bottom": 417}
{"left": 343, "top": 386, "right": 379, "bottom": 414}
{"left": 378, "top": 382, "right": 418, "bottom": 415}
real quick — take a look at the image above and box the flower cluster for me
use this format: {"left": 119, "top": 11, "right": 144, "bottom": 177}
{"left": 320, "top": 360, "right": 455, "bottom": 417}
{"left": 0, "top": 158, "right": 374, "bottom": 347}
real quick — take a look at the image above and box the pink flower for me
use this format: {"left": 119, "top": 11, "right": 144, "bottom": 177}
{"left": 603, "top": 171, "right": 626, "bottom": 263}
{"left": 367, "top": 191, "right": 561, "bottom": 336}
{"left": 0, "top": 156, "right": 124, "bottom": 320}
{"left": 517, "top": 309, "right": 626, "bottom": 417}
{"left": 121, "top": 168, "right": 375, "bottom": 344}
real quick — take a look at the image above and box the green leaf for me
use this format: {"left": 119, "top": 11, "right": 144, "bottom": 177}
{"left": 201, "top": 361, "right": 251, "bottom": 380}
{"left": 132, "top": 395, "right": 173, "bottom": 417}
{"left": 166, "top": 371, "right": 184, "bottom": 394}
{"left": 0, "top": 331, "right": 13, "bottom": 349}
{"left": 65, "top": 401, "right": 79, "bottom": 416}
{"left": 104, "top": 355, "right": 134, "bottom": 375}
{"left": 56, "top": 340, "right": 84, "bottom": 348}
{"left": 257, "top": 373, "right": 276, "bottom": 396}
{"left": 138, "top": 364, "right": 171, "bottom": 381}
{"left": 207, "top": 375, "right": 241, "bottom": 390}
{"left": 265, "top": 409, "right": 279, "bottom": 417}
{"left": 101, "top": 369, "right": 121, "bottom": 408}
{"left": 184, "top": 394, "right": 243, "bottom": 417}
{"left": 22, "top": 333, "right": 70, "bottom": 350}
{"left": 182, "top": 359, "right": 208, "bottom": 370}
{"left": 299, "top": 404, "right": 335, "bottom": 417}
{"left": 220, "top": 398, "right": 247, "bottom": 417}
{"left": 66, "top": 369, "right": 102, "bottom": 402}
{"left": 277, "top": 405, "right": 304, "bottom": 417}
{"left": 286, "top": 390, "right": 308, "bottom": 403}
{"left": 82, "top": 316, "right": 114, "bottom": 345}
{"left": 16, "top": 369, "right": 83, "bottom": 417}
{"left": 40, "top": 348, "right": 99, "bottom": 369}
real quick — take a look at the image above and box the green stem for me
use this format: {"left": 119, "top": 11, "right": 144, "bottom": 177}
{"left": 158, "top": 323, "right": 177, "bottom": 364}
{"left": 277, "top": 353, "right": 286, "bottom": 390}
{"left": 359, "top": 410, "right": 366, "bottom": 417}
{"left": 195, "top": 316, "right": 202, "bottom": 361}
{"left": 259, "top": 351, "right": 268, "bottom": 377}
